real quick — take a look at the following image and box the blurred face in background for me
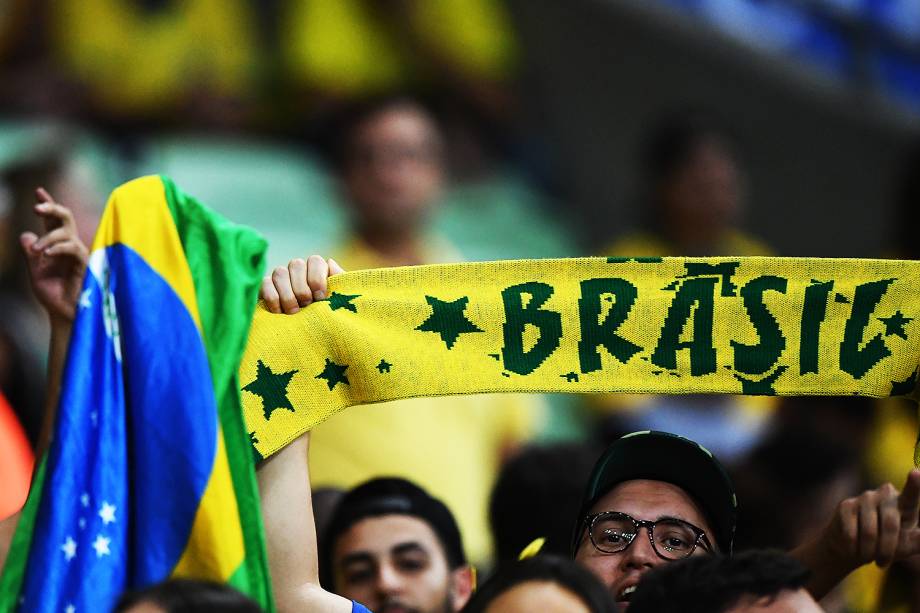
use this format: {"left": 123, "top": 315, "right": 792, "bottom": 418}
{"left": 574, "top": 480, "right": 715, "bottom": 609}
{"left": 332, "top": 514, "right": 465, "bottom": 613}
{"left": 483, "top": 581, "right": 592, "bottom": 613}
{"left": 657, "top": 138, "right": 743, "bottom": 249}
{"left": 343, "top": 104, "right": 445, "bottom": 235}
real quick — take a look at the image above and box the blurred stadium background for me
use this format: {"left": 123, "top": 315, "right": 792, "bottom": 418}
{"left": 0, "top": 0, "right": 917, "bottom": 262}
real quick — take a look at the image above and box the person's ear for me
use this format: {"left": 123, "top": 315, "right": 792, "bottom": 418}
{"left": 448, "top": 565, "right": 475, "bottom": 611}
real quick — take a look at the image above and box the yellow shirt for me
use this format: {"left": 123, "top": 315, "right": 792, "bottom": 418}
{"left": 604, "top": 229, "right": 774, "bottom": 258}
{"left": 310, "top": 237, "right": 544, "bottom": 563}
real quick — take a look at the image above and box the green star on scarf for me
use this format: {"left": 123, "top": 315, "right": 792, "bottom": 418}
{"left": 416, "top": 295, "right": 483, "bottom": 349}
{"left": 328, "top": 292, "right": 360, "bottom": 312}
{"left": 316, "top": 358, "right": 350, "bottom": 390}
{"left": 242, "top": 360, "right": 298, "bottom": 420}
{"left": 879, "top": 311, "right": 912, "bottom": 340}
{"left": 377, "top": 359, "right": 392, "bottom": 373}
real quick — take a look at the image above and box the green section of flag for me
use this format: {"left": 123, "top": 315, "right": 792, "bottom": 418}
{"left": 162, "top": 177, "right": 274, "bottom": 611}
{"left": 0, "top": 456, "right": 47, "bottom": 608}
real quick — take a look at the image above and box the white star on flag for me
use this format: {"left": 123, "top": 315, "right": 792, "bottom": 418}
{"left": 90, "top": 411, "right": 98, "bottom": 427}
{"left": 92, "top": 535, "right": 110, "bottom": 558}
{"left": 78, "top": 518, "right": 86, "bottom": 530}
{"left": 80, "top": 493, "right": 89, "bottom": 508}
{"left": 78, "top": 288, "right": 92, "bottom": 310}
{"left": 65, "top": 604, "right": 76, "bottom": 613}
{"left": 61, "top": 537, "right": 77, "bottom": 561}
{"left": 98, "top": 502, "right": 117, "bottom": 525}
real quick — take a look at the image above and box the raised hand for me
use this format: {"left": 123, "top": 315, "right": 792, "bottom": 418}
{"left": 19, "top": 188, "right": 88, "bottom": 324}
{"left": 260, "top": 255, "right": 345, "bottom": 314}
{"left": 825, "top": 469, "right": 920, "bottom": 567}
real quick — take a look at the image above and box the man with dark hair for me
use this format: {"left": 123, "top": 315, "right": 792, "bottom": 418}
{"left": 570, "top": 430, "right": 920, "bottom": 610}
{"left": 319, "top": 478, "right": 474, "bottom": 613}
{"left": 572, "top": 431, "right": 737, "bottom": 608}
{"left": 627, "top": 550, "right": 822, "bottom": 613}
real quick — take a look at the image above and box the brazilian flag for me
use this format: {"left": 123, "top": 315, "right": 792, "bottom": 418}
{"left": 0, "top": 176, "right": 273, "bottom": 611}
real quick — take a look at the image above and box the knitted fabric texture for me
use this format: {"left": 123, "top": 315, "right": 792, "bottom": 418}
{"left": 240, "top": 257, "right": 920, "bottom": 461}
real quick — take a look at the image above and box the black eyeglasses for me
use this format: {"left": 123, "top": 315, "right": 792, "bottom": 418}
{"left": 583, "top": 511, "right": 713, "bottom": 560}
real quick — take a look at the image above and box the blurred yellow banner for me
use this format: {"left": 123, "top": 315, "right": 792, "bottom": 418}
{"left": 240, "top": 257, "right": 920, "bottom": 460}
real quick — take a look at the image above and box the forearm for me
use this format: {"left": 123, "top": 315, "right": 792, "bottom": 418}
{"left": 257, "top": 433, "right": 350, "bottom": 613}
{"left": 36, "top": 319, "right": 72, "bottom": 457}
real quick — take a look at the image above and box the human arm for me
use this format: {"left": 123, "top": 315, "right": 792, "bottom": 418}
{"left": 790, "top": 469, "right": 920, "bottom": 599}
{"left": 256, "top": 255, "right": 352, "bottom": 612}
{"left": 19, "top": 188, "right": 88, "bottom": 455}
{"left": 257, "top": 432, "right": 352, "bottom": 612}
{"left": 0, "top": 189, "right": 88, "bottom": 572}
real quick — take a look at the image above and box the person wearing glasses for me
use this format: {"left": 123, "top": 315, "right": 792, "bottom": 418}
{"left": 571, "top": 431, "right": 735, "bottom": 609}
{"left": 570, "top": 430, "right": 920, "bottom": 610}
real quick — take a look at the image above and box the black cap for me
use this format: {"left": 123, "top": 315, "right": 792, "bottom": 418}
{"left": 320, "top": 478, "right": 466, "bottom": 588}
{"left": 572, "top": 431, "right": 737, "bottom": 555}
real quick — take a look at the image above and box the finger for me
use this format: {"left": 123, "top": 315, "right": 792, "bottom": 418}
{"left": 287, "top": 259, "right": 312, "bottom": 307}
{"left": 328, "top": 258, "right": 345, "bottom": 275}
{"left": 34, "top": 201, "right": 76, "bottom": 232}
{"left": 898, "top": 470, "right": 920, "bottom": 530}
{"left": 839, "top": 498, "right": 859, "bottom": 559}
{"left": 877, "top": 483, "right": 900, "bottom": 566}
{"left": 44, "top": 239, "right": 88, "bottom": 262}
{"left": 272, "top": 266, "right": 300, "bottom": 314}
{"left": 306, "top": 255, "right": 329, "bottom": 301}
{"left": 858, "top": 493, "right": 880, "bottom": 562}
{"left": 32, "top": 227, "right": 74, "bottom": 252}
{"left": 35, "top": 187, "right": 55, "bottom": 204}
{"left": 261, "top": 275, "right": 281, "bottom": 314}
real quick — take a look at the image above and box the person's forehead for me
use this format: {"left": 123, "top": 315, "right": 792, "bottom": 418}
{"left": 334, "top": 513, "right": 445, "bottom": 560}
{"left": 355, "top": 106, "right": 438, "bottom": 142}
{"left": 588, "top": 479, "right": 710, "bottom": 526}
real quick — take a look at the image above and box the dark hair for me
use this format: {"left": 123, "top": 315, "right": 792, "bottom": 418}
{"left": 490, "top": 443, "right": 597, "bottom": 563}
{"left": 628, "top": 550, "right": 810, "bottom": 613}
{"left": 320, "top": 477, "right": 466, "bottom": 589}
{"left": 642, "top": 109, "right": 737, "bottom": 189}
{"left": 461, "top": 556, "right": 618, "bottom": 613}
{"left": 114, "top": 579, "right": 262, "bottom": 612}
{"left": 318, "top": 94, "right": 441, "bottom": 173}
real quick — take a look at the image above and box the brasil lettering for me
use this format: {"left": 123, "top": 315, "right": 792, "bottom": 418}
{"left": 240, "top": 257, "right": 920, "bottom": 459}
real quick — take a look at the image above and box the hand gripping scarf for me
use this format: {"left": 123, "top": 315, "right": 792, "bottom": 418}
{"left": 240, "top": 257, "right": 920, "bottom": 463}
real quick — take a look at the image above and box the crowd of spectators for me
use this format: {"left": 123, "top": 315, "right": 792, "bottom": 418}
{"left": 2, "top": 2, "right": 920, "bottom": 613}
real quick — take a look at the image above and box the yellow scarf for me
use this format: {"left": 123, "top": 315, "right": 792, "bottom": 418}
{"left": 240, "top": 257, "right": 920, "bottom": 461}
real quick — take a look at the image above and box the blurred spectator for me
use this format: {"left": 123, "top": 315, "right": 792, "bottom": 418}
{"left": 306, "top": 95, "right": 545, "bottom": 564}
{"left": 605, "top": 110, "right": 771, "bottom": 258}
{"left": 0, "top": 389, "right": 32, "bottom": 520}
{"left": 282, "top": 0, "right": 518, "bottom": 178}
{"left": 628, "top": 550, "right": 822, "bottom": 613}
{"left": 590, "top": 110, "right": 775, "bottom": 466}
{"left": 319, "top": 477, "right": 474, "bottom": 613}
{"left": 489, "top": 443, "right": 598, "bottom": 563}
{"left": 114, "top": 578, "right": 262, "bottom": 612}
{"left": 50, "top": 0, "right": 262, "bottom": 127}
{"left": 461, "top": 555, "right": 618, "bottom": 613}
